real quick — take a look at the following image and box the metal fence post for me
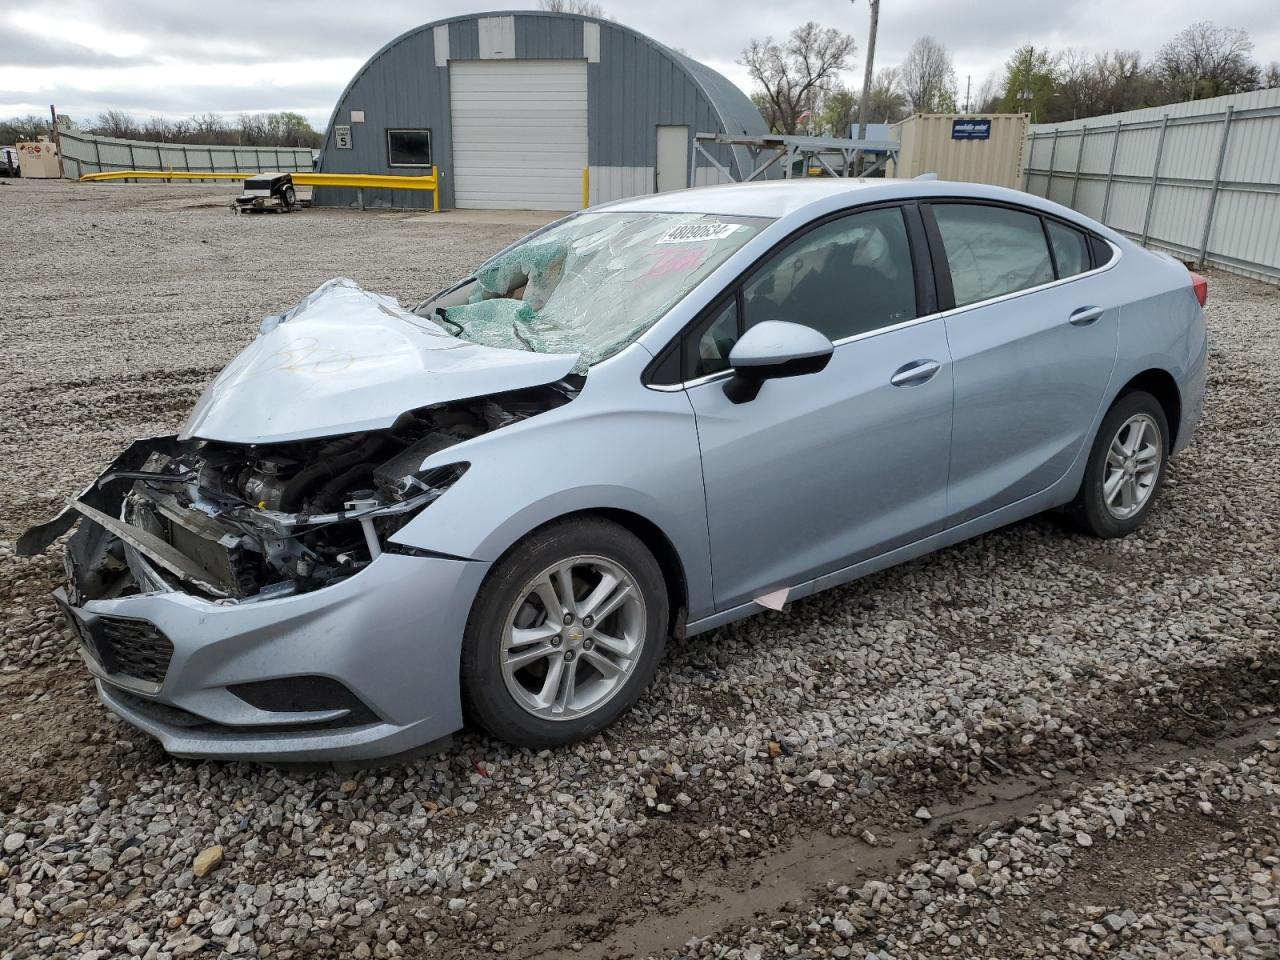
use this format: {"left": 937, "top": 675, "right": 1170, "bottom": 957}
{"left": 93, "top": 137, "right": 102, "bottom": 173}
{"left": 1197, "top": 106, "right": 1235, "bottom": 269}
{"left": 1046, "top": 129, "right": 1060, "bottom": 199}
{"left": 1069, "top": 124, "right": 1087, "bottom": 209}
{"left": 1101, "top": 118, "right": 1122, "bottom": 223}
{"left": 1140, "top": 114, "right": 1169, "bottom": 247}
{"left": 1022, "top": 132, "right": 1034, "bottom": 191}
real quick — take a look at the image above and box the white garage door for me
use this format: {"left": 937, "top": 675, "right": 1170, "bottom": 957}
{"left": 449, "top": 60, "right": 588, "bottom": 211}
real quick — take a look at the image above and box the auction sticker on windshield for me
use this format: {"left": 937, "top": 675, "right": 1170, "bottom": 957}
{"left": 657, "top": 222, "right": 741, "bottom": 244}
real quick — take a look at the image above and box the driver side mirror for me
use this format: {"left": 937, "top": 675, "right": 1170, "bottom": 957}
{"left": 723, "top": 321, "right": 834, "bottom": 404}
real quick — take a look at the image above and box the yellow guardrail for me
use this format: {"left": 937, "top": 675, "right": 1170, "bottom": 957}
{"left": 80, "top": 167, "right": 441, "bottom": 212}
{"left": 80, "top": 170, "right": 247, "bottom": 182}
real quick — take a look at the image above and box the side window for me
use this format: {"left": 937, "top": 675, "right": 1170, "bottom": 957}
{"left": 740, "top": 207, "right": 916, "bottom": 342}
{"left": 1090, "top": 234, "right": 1114, "bottom": 268}
{"left": 932, "top": 203, "right": 1054, "bottom": 307}
{"left": 692, "top": 299, "right": 739, "bottom": 377}
{"left": 1046, "top": 219, "right": 1090, "bottom": 279}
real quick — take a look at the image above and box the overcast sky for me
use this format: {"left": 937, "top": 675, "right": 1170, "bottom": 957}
{"left": 3, "top": 1, "right": 1278, "bottom": 128}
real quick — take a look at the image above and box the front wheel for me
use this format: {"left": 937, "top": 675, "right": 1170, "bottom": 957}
{"left": 461, "top": 518, "right": 668, "bottom": 747}
{"left": 1068, "top": 390, "right": 1170, "bottom": 538}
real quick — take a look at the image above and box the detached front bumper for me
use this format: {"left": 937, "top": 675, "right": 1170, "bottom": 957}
{"left": 56, "top": 551, "right": 487, "bottom": 762}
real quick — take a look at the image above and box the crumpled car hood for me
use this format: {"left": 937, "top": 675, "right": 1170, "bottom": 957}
{"left": 179, "top": 278, "right": 579, "bottom": 444}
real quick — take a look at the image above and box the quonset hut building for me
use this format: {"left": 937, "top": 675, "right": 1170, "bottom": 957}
{"left": 314, "top": 10, "right": 768, "bottom": 211}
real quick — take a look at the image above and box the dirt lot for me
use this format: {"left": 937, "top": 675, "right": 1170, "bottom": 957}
{"left": 1, "top": 179, "right": 1277, "bottom": 959}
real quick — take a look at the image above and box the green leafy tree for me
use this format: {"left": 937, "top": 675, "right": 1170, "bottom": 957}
{"left": 820, "top": 85, "right": 859, "bottom": 136}
{"left": 998, "top": 45, "right": 1057, "bottom": 122}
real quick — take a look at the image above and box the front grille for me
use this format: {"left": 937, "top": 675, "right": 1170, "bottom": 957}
{"left": 96, "top": 617, "right": 174, "bottom": 685}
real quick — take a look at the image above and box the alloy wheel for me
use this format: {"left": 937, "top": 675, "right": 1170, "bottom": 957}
{"left": 1103, "top": 412, "right": 1162, "bottom": 520}
{"left": 500, "top": 555, "right": 647, "bottom": 721}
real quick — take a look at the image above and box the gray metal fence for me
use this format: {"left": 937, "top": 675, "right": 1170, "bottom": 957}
{"left": 59, "top": 129, "right": 314, "bottom": 179}
{"left": 1023, "top": 88, "right": 1280, "bottom": 284}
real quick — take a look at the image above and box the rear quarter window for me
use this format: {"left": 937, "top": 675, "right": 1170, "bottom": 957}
{"left": 1046, "top": 220, "right": 1090, "bottom": 279}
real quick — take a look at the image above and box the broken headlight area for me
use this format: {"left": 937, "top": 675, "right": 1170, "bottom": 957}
{"left": 47, "top": 381, "right": 579, "bottom": 604}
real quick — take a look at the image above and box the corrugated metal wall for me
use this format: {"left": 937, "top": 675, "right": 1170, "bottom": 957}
{"left": 1024, "top": 88, "right": 1280, "bottom": 283}
{"left": 57, "top": 129, "right": 312, "bottom": 179}
{"left": 316, "top": 11, "right": 764, "bottom": 209}
{"left": 889, "top": 114, "right": 1029, "bottom": 188}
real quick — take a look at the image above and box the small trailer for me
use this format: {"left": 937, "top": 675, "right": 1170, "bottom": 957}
{"left": 233, "top": 172, "right": 299, "bottom": 213}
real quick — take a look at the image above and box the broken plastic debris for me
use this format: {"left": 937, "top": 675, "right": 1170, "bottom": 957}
{"left": 755, "top": 588, "right": 789, "bottom": 611}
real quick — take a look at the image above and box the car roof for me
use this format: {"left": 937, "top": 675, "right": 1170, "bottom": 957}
{"left": 599, "top": 178, "right": 1094, "bottom": 226}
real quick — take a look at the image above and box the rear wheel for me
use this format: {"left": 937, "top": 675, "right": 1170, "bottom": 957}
{"left": 461, "top": 518, "right": 668, "bottom": 747}
{"left": 1068, "top": 390, "right": 1169, "bottom": 538}
{"left": 280, "top": 186, "right": 296, "bottom": 211}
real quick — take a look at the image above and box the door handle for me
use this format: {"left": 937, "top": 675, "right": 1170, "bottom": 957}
{"left": 1069, "top": 306, "right": 1104, "bottom": 326}
{"left": 890, "top": 359, "right": 941, "bottom": 387}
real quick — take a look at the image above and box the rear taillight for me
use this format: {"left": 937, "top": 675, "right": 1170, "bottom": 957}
{"left": 1189, "top": 271, "right": 1208, "bottom": 307}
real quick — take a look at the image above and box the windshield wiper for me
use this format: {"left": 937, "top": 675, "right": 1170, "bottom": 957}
{"left": 433, "top": 307, "right": 465, "bottom": 336}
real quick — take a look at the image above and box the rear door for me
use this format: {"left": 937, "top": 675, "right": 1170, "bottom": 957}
{"left": 677, "top": 204, "right": 954, "bottom": 610}
{"left": 923, "top": 201, "right": 1119, "bottom": 525}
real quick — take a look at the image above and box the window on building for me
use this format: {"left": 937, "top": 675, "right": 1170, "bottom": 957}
{"left": 387, "top": 129, "right": 433, "bottom": 168}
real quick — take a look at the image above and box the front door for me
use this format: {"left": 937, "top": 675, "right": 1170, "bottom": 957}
{"left": 685, "top": 205, "right": 953, "bottom": 610}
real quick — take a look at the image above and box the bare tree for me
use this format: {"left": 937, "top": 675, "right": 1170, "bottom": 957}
{"left": 94, "top": 110, "right": 140, "bottom": 139}
{"left": 0, "top": 114, "right": 51, "bottom": 142}
{"left": 1155, "top": 21, "right": 1259, "bottom": 100}
{"left": 1056, "top": 48, "right": 1108, "bottom": 120}
{"left": 141, "top": 115, "right": 176, "bottom": 141}
{"left": 191, "top": 112, "right": 231, "bottom": 144}
{"left": 863, "top": 68, "right": 910, "bottom": 123}
{"left": 1091, "top": 49, "right": 1147, "bottom": 113}
{"left": 1266, "top": 61, "right": 1280, "bottom": 89}
{"left": 239, "top": 112, "right": 267, "bottom": 145}
{"left": 538, "top": 0, "right": 606, "bottom": 17}
{"left": 741, "top": 22, "right": 857, "bottom": 135}
{"left": 973, "top": 74, "right": 1002, "bottom": 113}
{"left": 899, "top": 36, "right": 957, "bottom": 113}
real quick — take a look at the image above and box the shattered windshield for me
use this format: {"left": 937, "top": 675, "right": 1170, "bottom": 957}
{"left": 418, "top": 212, "right": 770, "bottom": 370}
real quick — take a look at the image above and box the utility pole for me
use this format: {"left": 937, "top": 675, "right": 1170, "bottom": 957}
{"left": 965, "top": 75, "right": 971, "bottom": 113}
{"left": 854, "top": 0, "right": 879, "bottom": 175}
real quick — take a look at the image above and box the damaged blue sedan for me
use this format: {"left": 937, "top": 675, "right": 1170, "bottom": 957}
{"left": 20, "top": 179, "right": 1208, "bottom": 761}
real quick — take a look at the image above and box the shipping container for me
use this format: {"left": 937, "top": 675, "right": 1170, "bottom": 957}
{"left": 890, "top": 113, "right": 1029, "bottom": 189}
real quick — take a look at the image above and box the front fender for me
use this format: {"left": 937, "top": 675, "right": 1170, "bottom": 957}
{"left": 387, "top": 389, "right": 714, "bottom": 620}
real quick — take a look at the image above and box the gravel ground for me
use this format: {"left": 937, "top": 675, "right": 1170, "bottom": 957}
{"left": 1, "top": 179, "right": 1277, "bottom": 960}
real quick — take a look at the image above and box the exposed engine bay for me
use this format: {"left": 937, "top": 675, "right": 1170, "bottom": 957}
{"left": 54, "top": 382, "right": 579, "bottom": 604}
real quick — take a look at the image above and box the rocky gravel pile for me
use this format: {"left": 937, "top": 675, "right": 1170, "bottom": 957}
{"left": 1, "top": 182, "right": 1277, "bottom": 959}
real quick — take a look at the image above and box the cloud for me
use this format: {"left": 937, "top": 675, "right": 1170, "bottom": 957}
{"left": 1, "top": 0, "right": 1277, "bottom": 128}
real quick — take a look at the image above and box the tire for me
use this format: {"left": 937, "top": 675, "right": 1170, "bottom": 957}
{"left": 281, "top": 186, "right": 296, "bottom": 212}
{"left": 1068, "top": 390, "right": 1170, "bottom": 538}
{"left": 461, "top": 518, "right": 668, "bottom": 748}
